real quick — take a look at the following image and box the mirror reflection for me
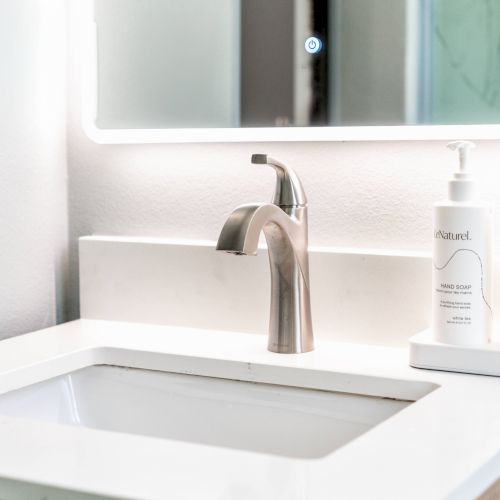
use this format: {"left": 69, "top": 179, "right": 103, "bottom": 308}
{"left": 93, "top": 0, "right": 500, "bottom": 129}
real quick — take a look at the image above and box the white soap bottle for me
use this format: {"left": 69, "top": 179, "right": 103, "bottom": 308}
{"left": 432, "top": 141, "right": 493, "bottom": 346}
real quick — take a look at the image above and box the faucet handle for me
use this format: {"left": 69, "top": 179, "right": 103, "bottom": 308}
{"left": 251, "top": 154, "right": 307, "bottom": 207}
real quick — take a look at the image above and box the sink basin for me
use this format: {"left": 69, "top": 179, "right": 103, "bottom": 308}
{"left": 0, "top": 365, "right": 411, "bottom": 459}
{"left": 3, "top": 320, "right": 497, "bottom": 500}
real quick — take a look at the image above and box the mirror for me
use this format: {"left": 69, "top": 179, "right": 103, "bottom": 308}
{"left": 91, "top": 0, "right": 500, "bottom": 131}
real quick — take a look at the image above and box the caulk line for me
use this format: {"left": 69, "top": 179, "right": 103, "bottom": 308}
{"left": 434, "top": 248, "right": 492, "bottom": 314}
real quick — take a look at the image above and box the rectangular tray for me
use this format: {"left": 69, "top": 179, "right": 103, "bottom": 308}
{"left": 409, "top": 330, "right": 500, "bottom": 377}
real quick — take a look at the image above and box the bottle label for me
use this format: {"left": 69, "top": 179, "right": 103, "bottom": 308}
{"left": 432, "top": 206, "right": 492, "bottom": 345}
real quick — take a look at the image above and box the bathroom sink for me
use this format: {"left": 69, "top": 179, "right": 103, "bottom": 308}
{"left": 0, "top": 364, "right": 411, "bottom": 459}
{"left": 1, "top": 321, "right": 499, "bottom": 500}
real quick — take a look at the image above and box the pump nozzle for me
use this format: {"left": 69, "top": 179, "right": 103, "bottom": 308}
{"left": 446, "top": 141, "right": 478, "bottom": 202}
{"left": 447, "top": 141, "right": 476, "bottom": 173}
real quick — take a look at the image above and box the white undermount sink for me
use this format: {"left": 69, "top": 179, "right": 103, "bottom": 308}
{"left": 0, "top": 364, "right": 411, "bottom": 459}
{"left": 2, "top": 321, "right": 499, "bottom": 500}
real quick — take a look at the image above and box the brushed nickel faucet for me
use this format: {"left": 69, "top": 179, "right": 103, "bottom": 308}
{"left": 216, "top": 155, "right": 313, "bottom": 354}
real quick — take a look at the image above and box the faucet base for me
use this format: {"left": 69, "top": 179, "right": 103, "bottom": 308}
{"left": 268, "top": 342, "right": 314, "bottom": 354}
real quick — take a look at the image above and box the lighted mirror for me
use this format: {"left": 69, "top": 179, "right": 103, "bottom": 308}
{"left": 83, "top": 0, "right": 500, "bottom": 141}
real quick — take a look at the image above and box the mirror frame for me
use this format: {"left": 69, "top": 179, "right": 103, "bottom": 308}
{"left": 80, "top": 2, "right": 500, "bottom": 144}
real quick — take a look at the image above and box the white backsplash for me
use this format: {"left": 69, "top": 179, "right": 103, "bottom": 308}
{"left": 80, "top": 236, "right": 432, "bottom": 347}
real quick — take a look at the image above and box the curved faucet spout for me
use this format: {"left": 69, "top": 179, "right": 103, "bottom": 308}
{"left": 216, "top": 202, "right": 313, "bottom": 354}
{"left": 216, "top": 204, "right": 300, "bottom": 254}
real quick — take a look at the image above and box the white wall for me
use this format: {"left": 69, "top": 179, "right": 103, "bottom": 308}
{"left": 63, "top": 0, "right": 498, "bottom": 320}
{"left": 0, "top": 0, "right": 68, "bottom": 338}
{"left": 66, "top": 137, "right": 500, "bottom": 322}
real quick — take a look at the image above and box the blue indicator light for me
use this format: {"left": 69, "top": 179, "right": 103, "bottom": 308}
{"left": 304, "top": 36, "right": 322, "bottom": 54}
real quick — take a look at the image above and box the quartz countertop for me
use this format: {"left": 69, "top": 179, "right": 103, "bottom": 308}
{"left": 0, "top": 319, "right": 498, "bottom": 499}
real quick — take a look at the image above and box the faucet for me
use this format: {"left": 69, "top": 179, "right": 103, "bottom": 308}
{"left": 216, "top": 154, "right": 314, "bottom": 354}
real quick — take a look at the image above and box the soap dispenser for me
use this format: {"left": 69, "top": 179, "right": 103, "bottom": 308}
{"left": 432, "top": 141, "right": 493, "bottom": 346}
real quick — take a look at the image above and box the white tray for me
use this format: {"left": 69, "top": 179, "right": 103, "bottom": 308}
{"left": 409, "top": 330, "right": 500, "bottom": 377}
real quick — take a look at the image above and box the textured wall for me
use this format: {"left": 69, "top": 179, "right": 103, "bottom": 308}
{"left": 0, "top": 0, "right": 67, "bottom": 338}
{"left": 67, "top": 138, "right": 500, "bottom": 253}
{"left": 65, "top": 132, "right": 500, "bottom": 320}
{"left": 66, "top": 0, "right": 500, "bottom": 320}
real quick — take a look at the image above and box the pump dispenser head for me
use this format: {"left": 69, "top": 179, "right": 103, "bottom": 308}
{"left": 446, "top": 140, "right": 478, "bottom": 202}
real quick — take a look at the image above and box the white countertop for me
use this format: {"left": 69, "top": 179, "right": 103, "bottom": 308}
{"left": 0, "top": 319, "right": 499, "bottom": 499}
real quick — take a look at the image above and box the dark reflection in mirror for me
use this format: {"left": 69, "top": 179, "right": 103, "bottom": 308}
{"left": 94, "top": 0, "right": 500, "bottom": 129}
{"left": 240, "top": 0, "right": 329, "bottom": 127}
